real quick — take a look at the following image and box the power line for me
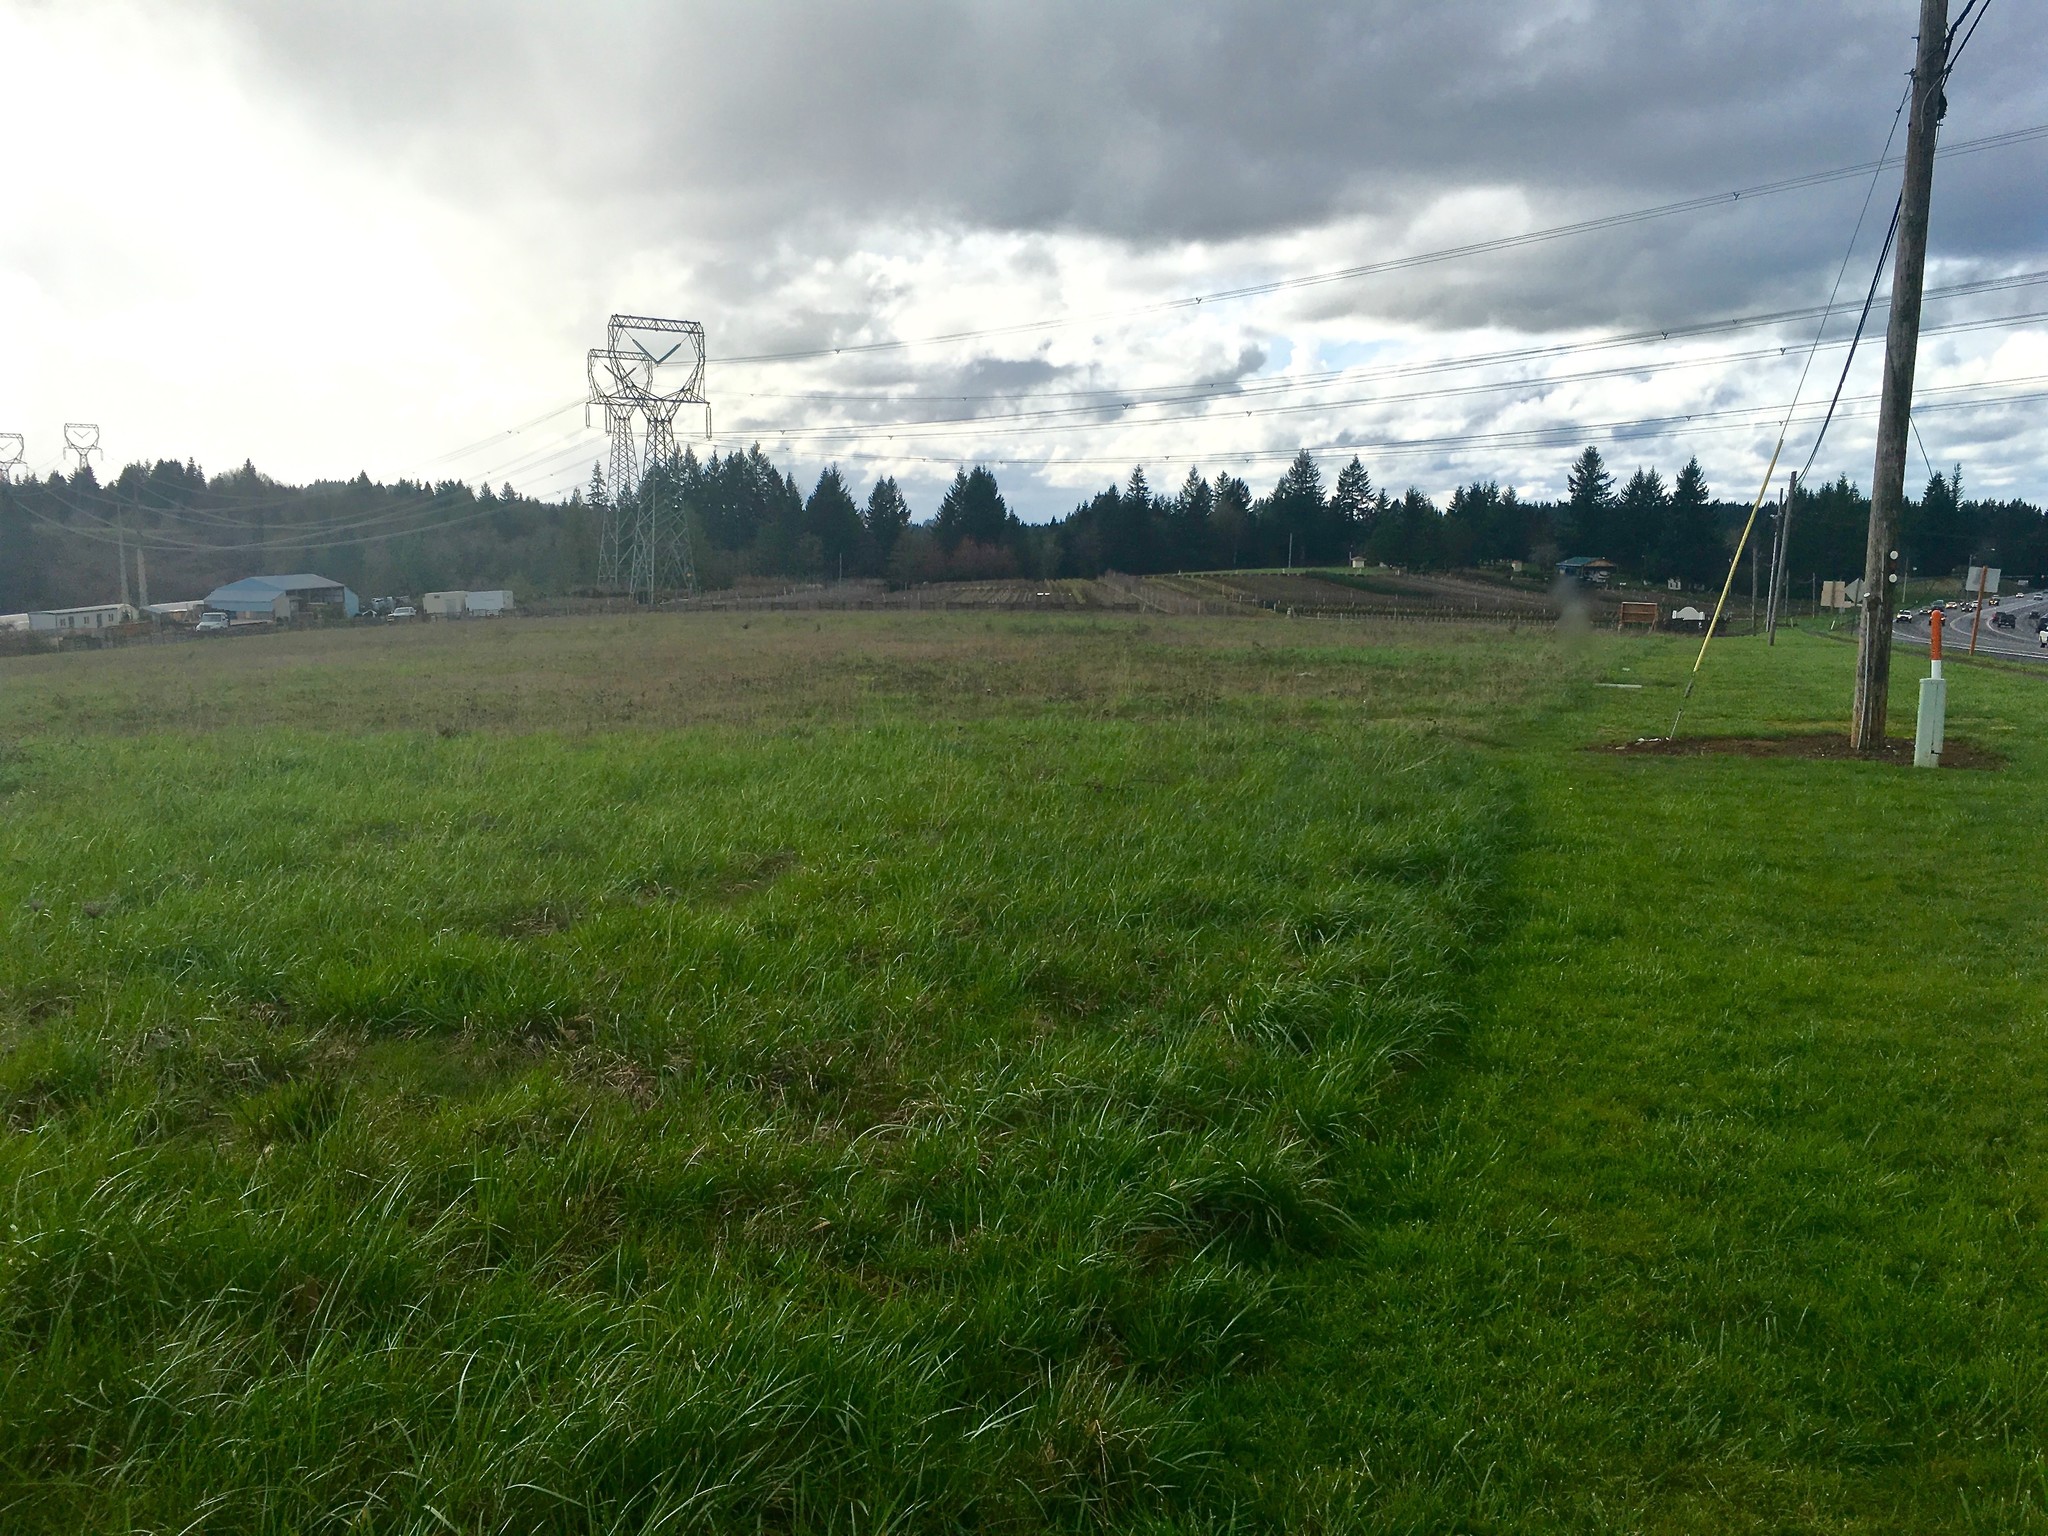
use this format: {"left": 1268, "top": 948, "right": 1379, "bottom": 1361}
{"left": 717, "top": 305, "right": 2048, "bottom": 448}
{"left": 1794, "top": 197, "right": 1902, "bottom": 481}
{"left": 426, "top": 399, "right": 584, "bottom": 465}
{"left": 84, "top": 420, "right": 600, "bottom": 524}
{"left": 717, "top": 266, "right": 2048, "bottom": 409}
{"left": 687, "top": 375, "right": 2048, "bottom": 474}
{"left": 709, "top": 119, "right": 2048, "bottom": 366}
{"left": 1772, "top": 74, "right": 1912, "bottom": 483}
{"left": 20, "top": 483, "right": 525, "bottom": 554}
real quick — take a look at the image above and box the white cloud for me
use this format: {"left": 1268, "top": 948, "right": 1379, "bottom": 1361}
{"left": 2, "top": 0, "right": 2044, "bottom": 520}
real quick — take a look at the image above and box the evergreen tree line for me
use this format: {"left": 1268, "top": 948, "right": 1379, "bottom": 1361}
{"left": 5, "top": 443, "right": 2045, "bottom": 613}
{"left": 0, "top": 458, "right": 595, "bottom": 614}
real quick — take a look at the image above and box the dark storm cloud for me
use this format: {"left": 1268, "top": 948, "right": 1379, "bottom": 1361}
{"left": 207, "top": 0, "right": 2048, "bottom": 345}
{"left": 216, "top": 5, "right": 2041, "bottom": 224}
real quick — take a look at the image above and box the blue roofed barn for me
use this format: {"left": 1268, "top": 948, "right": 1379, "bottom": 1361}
{"left": 204, "top": 574, "right": 360, "bottom": 620}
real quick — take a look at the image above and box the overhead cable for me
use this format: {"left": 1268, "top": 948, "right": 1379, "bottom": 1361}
{"left": 709, "top": 119, "right": 2048, "bottom": 365}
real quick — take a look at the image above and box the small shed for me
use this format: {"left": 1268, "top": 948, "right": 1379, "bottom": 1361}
{"left": 1556, "top": 556, "right": 1617, "bottom": 586}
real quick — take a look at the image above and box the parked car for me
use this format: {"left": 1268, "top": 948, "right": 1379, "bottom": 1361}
{"left": 194, "top": 611, "right": 230, "bottom": 634}
{"left": 387, "top": 605, "right": 418, "bottom": 621}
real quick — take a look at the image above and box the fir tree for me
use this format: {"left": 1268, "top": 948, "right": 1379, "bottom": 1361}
{"left": 934, "top": 466, "right": 1013, "bottom": 552}
{"left": 1652, "top": 456, "right": 1721, "bottom": 587}
{"left": 1615, "top": 466, "right": 1669, "bottom": 572}
{"left": 1563, "top": 445, "right": 1615, "bottom": 555}
{"left": 1265, "top": 450, "right": 1328, "bottom": 564}
{"left": 1167, "top": 467, "right": 1214, "bottom": 568}
{"left": 803, "top": 466, "right": 864, "bottom": 577}
{"left": 1103, "top": 465, "right": 1162, "bottom": 571}
{"left": 1330, "top": 456, "right": 1375, "bottom": 551}
{"left": 863, "top": 476, "right": 912, "bottom": 570}
{"left": 1211, "top": 473, "right": 1253, "bottom": 567}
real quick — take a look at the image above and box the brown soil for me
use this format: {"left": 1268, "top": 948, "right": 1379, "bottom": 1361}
{"left": 1603, "top": 733, "right": 2004, "bottom": 770}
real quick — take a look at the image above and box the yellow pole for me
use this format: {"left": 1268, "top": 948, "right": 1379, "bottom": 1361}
{"left": 1669, "top": 437, "right": 1787, "bottom": 738}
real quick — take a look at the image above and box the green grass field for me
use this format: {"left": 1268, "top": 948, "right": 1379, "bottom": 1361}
{"left": 2, "top": 614, "right": 2044, "bottom": 1532}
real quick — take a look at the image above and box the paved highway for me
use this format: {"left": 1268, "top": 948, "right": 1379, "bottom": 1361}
{"left": 1893, "top": 588, "right": 2048, "bottom": 664}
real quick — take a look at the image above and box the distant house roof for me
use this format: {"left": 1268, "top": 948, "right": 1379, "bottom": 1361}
{"left": 1556, "top": 556, "right": 1616, "bottom": 571}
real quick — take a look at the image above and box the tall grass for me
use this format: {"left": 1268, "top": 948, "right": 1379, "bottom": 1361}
{"left": 0, "top": 622, "right": 1512, "bottom": 1532}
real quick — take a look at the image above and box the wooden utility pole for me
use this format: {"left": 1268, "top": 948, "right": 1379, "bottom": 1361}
{"left": 1852, "top": 0, "right": 1949, "bottom": 749}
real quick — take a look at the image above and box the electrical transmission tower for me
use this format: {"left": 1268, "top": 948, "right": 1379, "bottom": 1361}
{"left": 583, "top": 315, "right": 708, "bottom": 599}
{"left": 0, "top": 434, "right": 24, "bottom": 484}
{"left": 62, "top": 423, "right": 101, "bottom": 477}
{"left": 587, "top": 348, "right": 643, "bottom": 590}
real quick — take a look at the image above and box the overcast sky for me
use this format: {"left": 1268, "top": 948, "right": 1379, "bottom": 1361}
{"left": 3, "top": 0, "right": 2046, "bottom": 520}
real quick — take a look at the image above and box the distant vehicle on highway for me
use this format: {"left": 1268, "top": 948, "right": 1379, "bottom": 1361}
{"left": 1993, "top": 611, "right": 2016, "bottom": 630}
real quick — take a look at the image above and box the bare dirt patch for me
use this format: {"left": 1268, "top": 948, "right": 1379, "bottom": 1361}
{"left": 1603, "top": 733, "right": 2004, "bottom": 769}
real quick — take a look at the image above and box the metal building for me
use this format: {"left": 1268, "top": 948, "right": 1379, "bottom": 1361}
{"left": 205, "top": 574, "right": 360, "bottom": 620}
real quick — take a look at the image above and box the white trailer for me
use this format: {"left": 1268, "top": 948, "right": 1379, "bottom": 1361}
{"left": 464, "top": 589, "right": 514, "bottom": 616}
{"left": 28, "top": 603, "right": 135, "bottom": 632}
{"left": 422, "top": 591, "right": 469, "bottom": 618}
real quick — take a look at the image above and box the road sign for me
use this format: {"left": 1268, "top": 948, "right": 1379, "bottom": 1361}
{"left": 1965, "top": 565, "right": 2002, "bottom": 595}
{"left": 1845, "top": 578, "right": 1867, "bottom": 605}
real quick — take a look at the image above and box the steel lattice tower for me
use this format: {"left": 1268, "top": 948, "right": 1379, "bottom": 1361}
{"left": 637, "top": 398, "right": 698, "bottom": 596}
{"left": 61, "top": 423, "right": 101, "bottom": 477}
{"left": 584, "top": 317, "right": 708, "bottom": 599}
{"left": 587, "top": 350, "right": 643, "bottom": 592}
{"left": 0, "top": 434, "right": 24, "bottom": 484}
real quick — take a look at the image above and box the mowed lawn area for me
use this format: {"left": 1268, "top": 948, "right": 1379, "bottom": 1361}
{"left": 1, "top": 613, "right": 2044, "bottom": 1532}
